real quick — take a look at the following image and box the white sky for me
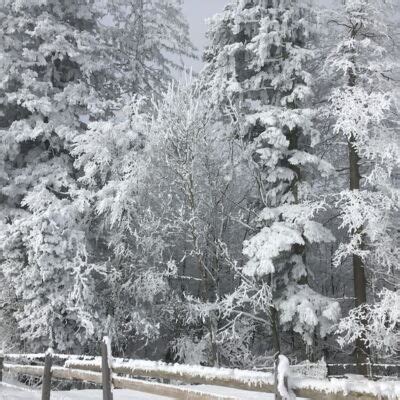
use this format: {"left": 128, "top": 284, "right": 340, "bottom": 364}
{"left": 182, "top": 0, "right": 228, "bottom": 72}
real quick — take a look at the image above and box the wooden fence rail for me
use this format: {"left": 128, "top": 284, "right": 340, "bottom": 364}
{"left": 2, "top": 363, "right": 240, "bottom": 400}
{"left": 0, "top": 341, "right": 237, "bottom": 400}
{"left": 65, "top": 359, "right": 277, "bottom": 392}
{"left": 0, "top": 341, "right": 399, "bottom": 400}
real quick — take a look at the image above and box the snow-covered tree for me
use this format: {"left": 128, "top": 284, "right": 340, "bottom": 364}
{"left": 73, "top": 97, "right": 175, "bottom": 354}
{"left": 0, "top": 0, "right": 194, "bottom": 352}
{"left": 322, "top": 0, "right": 400, "bottom": 365}
{"left": 73, "top": 76, "right": 251, "bottom": 363}
{"left": 0, "top": 0, "right": 114, "bottom": 351}
{"left": 104, "top": 0, "right": 196, "bottom": 96}
{"left": 205, "top": 0, "right": 340, "bottom": 358}
{"left": 337, "top": 289, "right": 400, "bottom": 357}
{"left": 145, "top": 78, "right": 251, "bottom": 366}
{"left": 69, "top": 1, "right": 194, "bottom": 355}
{"left": 2, "top": 0, "right": 399, "bottom": 369}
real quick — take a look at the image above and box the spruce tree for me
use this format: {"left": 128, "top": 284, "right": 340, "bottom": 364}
{"left": 0, "top": 0, "right": 114, "bottom": 351}
{"left": 205, "top": 0, "right": 339, "bottom": 357}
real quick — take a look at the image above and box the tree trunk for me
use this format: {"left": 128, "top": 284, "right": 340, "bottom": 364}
{"left": 208, "top": 310, "right": 219, "bottom": 367}
{"left": 0, "top": 354, "right": 3, "bottom": 382}
{"left": 346, "top": 57, "right": 370, "bottom": 373}
{"left": 270, "top": 306, "right": 281, "bottom": 355}
{"left": 348, "top": 134, "right": 370, "bottom": 373}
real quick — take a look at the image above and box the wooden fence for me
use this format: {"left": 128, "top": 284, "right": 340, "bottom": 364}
{"left": 326, "top": 361, "right": 400, "bottom": 379}
{"left": 0, "top": 339, "right": 399, "bottom": 400}
{"left": 1, "top": 345, "right": 236, "bottom": 400}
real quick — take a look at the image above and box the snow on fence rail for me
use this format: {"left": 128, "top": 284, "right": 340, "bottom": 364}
{"left": 63, "top": 357, "right": 400, "bottom": 400}
{"left": 65, "top": 357, "right": 276, "bottom": 391}
{"left": 4, "top": 353, "right": 96, "bottom": 361}
{"left": 1, "top": 344, "right": 237, "bottom": 400}
{"left": 1, "top": 346, "right": 400, "bottom": 400}
{"left": 326, "top": 362, "right": 400, "bottom": 379}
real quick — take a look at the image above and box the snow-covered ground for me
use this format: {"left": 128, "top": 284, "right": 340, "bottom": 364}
{"left": 188, "top": 385, "right": 281, "bottom": 399}
{"left": 0, "top": 382, "right": 307, "bottom": 400}
{"left": 0, "top": 383, "right": 170, "bottom": 400}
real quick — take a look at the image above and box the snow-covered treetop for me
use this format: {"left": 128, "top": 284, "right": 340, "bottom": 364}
{"left": 323, "top": 0, "right": 400, "bottom": 273}
{"left": 103, "top": 0, "right": 196, "bottom": 96}
{"left": 205, "top": 0, "right": 315, "bottom": 102}
{"left": 325, "top": 0, "right": 399, "bottom": 85}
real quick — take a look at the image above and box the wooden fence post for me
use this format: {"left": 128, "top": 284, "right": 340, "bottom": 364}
{"left": 274, "top": 353, "right": 282, "bottom": 400}
{"left": 41, "top": 350, "right": 53, "bottom": 400}
{"left": 101, "top": 337, "right": 113, "bottom": 400}
{"left": 366, "top": 357, "right": 373, "bottom": 380}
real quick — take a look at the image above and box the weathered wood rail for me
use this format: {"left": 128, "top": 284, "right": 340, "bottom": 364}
{"left": 1, "top": 341, "right": 399, "bottom": 400}
{"left": 2, "top": 363, "right": 239, "bottom": 400}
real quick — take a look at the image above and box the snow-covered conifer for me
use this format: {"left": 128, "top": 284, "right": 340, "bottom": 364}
{"left": 205, "top": 0, "right": 340, "bottom": 357}
{"left": 104, "top": 0, "right": 196, "bottom": 95}
{"left": 0, "top": 0, "right": 117, "bottom": 351}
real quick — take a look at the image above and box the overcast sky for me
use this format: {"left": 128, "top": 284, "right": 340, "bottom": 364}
{"left": 182, "top": 0, "right": 227, "bottom": 72}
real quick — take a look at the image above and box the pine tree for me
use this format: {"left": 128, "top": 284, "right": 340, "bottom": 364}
{"left": 205, "top": 0, "right": 340, "bottom": 357}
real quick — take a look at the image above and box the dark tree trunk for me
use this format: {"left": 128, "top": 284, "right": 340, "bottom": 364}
{"left": 347, "top": 59, "right": 370, "bottom": 373}
{"left": 348, "top": 134, "right": 370, "bottom": 373}
{"left": 270, "top": 306, "right": 281, "bottom": 355}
